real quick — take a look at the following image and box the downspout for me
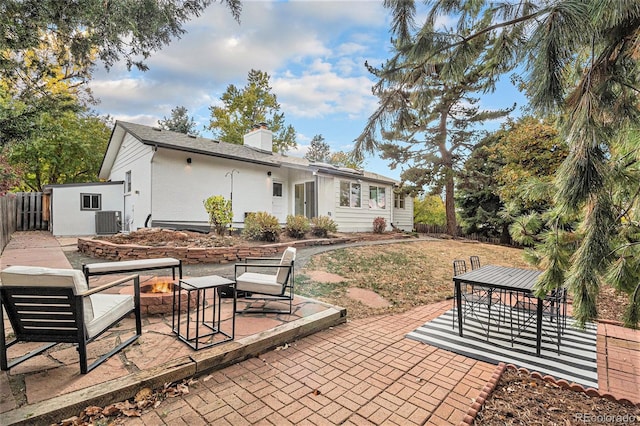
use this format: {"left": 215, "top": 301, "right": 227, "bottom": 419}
{"left": 390, "top": 184, "right": 394, "bottom": 230}
{"left": 314, "top": 172, "right": 319, "bottom": 218}
{"left": 149, "top": 144, "right": 157, "bottom": 227}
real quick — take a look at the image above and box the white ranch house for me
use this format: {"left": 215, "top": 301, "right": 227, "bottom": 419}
{"left": 46, "top": 121, "right": 413, "bottom": 235}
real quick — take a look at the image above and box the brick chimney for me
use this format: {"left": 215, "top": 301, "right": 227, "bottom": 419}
{"left": 243, "top": 122, "right": 273, "bottom": 152}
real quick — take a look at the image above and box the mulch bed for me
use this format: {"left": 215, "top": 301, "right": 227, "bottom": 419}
{"left": 476, "top": 367, "right": 640, "bottom": 425}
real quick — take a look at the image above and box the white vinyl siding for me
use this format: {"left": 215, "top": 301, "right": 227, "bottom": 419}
{"left": 335, "top": 180, "right": 392, "bottom": 232}
{"left": 108, "top": 135, "right": 154, "bottom": 230}
{"left": 392, "top": 195, "right": 414, "bottom": 231}
{"left": 49, "top": 183, "right": 123, "bottom": 236}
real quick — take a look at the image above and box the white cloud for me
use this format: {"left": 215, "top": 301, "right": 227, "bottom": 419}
{"left": 88, "top": 1, "right": 388, "bottom": 126}
{"left": 273, "top": 71, "right": 375, "bottom": 119}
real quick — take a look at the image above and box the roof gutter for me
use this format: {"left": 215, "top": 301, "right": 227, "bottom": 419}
{"left": 312, "top": 167, "right": 396, "bottom": 185}
{"left": 141, "top": 141, "right": 280, "bottom": 168}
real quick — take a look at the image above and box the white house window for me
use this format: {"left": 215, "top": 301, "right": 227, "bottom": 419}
{"left": 125, "top": 171, "right": 132, "bottom": 193}
{"left": 394, "top": 193, "right": 405, "bottom": 209}
{"left": 340, "top": 181, "right": 361, "bottom": 208}
{"left": 273, "top": 182, "right": 283, "bottom": 197}
{"left": 369, "top": 186, "right": 386, "bottom": 209}
{"left": 81, "top": 193, "right": 101, "bottom": 211}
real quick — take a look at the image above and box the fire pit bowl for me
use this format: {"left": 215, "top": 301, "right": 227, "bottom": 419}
{"left": 119, "top": 276, "right": 197, "bottom": 316}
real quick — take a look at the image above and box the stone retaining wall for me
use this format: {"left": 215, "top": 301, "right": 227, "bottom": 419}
{"left": 77, "top": 233, "right": 412, "bottom": 264}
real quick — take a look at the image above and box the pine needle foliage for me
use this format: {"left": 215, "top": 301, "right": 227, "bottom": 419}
{"left": 406, "top": 0, "right": 640, "bottom": 327}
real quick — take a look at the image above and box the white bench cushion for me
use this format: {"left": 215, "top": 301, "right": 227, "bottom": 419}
{"left": 86, "top": 294, "right": 135, "bottom": 339}
{"left": 0, "top": 265, "right": 94, "bottom": 326}
{"left": 85, "top": 258, "right": 179, "bottom": 274}
{"left": 236, "top": 272, "right": 283, "bottom": 295}
{"left": 1, "top": 265, "right": 88, "bottom": 293}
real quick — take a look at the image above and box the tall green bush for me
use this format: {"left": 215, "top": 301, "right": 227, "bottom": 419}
{"left": 203, "top": 195, "right": 233, "bottom": 236}
{"left": 243, "top": 211, "right": 281, "bottom": 242}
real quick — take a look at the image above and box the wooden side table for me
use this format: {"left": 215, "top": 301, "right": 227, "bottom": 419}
{"left": 172, "top": 275, "right": 236, "bottom": 350}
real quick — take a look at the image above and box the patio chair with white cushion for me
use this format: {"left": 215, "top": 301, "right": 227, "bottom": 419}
{"left": 0, "top": 266, "right": 141, "bottom": 374}
{"left": 235, "top": 247, "right": 296, "bottom": 314}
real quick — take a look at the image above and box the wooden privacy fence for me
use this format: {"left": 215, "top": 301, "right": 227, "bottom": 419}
{"left": 1, "top": 194, "right": 17, "bottom": 252}
{"left": 0, "top": 192, "right": 47, "bottom": 253}
{"left": 414, "top": 222, "right": 521, "bottom": 247}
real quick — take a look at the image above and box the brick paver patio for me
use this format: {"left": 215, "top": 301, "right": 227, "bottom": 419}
{"left": 1, "top": 231, "right": 639, "bottom": 425}
{"left": 123, "top": 301, "right": 496, "bottom": 426}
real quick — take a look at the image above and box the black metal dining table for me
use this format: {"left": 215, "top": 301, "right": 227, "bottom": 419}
{"left": 452, "top": 265, "right": 545, "bottom": 355}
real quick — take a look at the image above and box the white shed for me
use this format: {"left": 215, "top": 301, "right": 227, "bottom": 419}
{"left": 44, "top": 182, "right": 124, "bottom": 236}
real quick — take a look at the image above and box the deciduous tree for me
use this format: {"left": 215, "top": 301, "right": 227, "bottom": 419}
{"left": 413, "top": 195, "right": 446, "bottom": 227}
{"left": 1, "top": 0, "right": 241, "bottom": 146}
{"left": 328, "top": 151, "right": 363, "bottom": 169}
{"left": 1, "top": 0, "right": 241, "bottom": 76}
{"left": 0, "top": 152, "right": 20, "bottom": 194}
{"left": 208, "top": 70, "right": 297, "bottom": 153}
{"left": 7, "top": 111, "right": 111, "bottom": 191}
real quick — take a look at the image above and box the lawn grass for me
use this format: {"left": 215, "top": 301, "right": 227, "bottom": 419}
{"left": 296, "top": 239, "right": 532, "bottom": 320}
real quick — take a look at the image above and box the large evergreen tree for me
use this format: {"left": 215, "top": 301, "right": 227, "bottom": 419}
{"left": 354, "top": 1, "right": 513, "bottom": 236}
{"left": 409, "top": 0, "right": 640, "bottom": 327}
{"left": 159, "top": 106, "right": 199, "bottom": 135}
{"left": 304, "top": 134, "right": 330, "bottom": 162}
{"left": 456, "top": 136, "right": 509, "bottom": 242}
{"left": 208, "top": 69, "right": 297, "bottom": 153}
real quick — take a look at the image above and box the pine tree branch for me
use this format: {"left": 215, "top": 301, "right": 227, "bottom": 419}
{"left": 453, "top": 10, "right": 545, "bottom": 46}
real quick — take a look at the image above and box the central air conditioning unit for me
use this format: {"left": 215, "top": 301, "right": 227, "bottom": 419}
{"left": 95, "top": 211, "right": 122, "bottom": 235}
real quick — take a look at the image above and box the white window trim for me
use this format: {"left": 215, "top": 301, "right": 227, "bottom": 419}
{"left": 125, "top": 170, "right": 132, "bottom": 194}
{"left": 369, "top": 185, "right": 387, "bottom": 209}
{"left": 339, "top": 180, "right": 362, "bottom": 208}
{"left": 273, "top": 182, "right": 283, "bottom": 197}
{"left": 80, "top": 193, "right": 102, "bottom": 211}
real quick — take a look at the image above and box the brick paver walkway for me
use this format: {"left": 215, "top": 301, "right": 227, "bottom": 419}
{"left": 597, "top": 323, "right": 640, "bottom": 402}
{"left": 123, "top": 301, "right": 496, "bottom": 425}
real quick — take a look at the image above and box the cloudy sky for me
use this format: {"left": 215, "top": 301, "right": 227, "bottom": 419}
{"left": 89, "top": 0, "right": 526, "bottom": 180}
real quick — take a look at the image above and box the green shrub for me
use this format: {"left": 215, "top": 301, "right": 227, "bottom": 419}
{"left": 203, "top": 195, "right": 233, "bottom": 236}
{"left": 373, "top": 216, "right": 386, "bottom": 233}
{"left": 242, "top": 211, "right": 281, "bottom": 242}
{"left": 285, "top": 215, "right": 310, "bottom": 239}
{"left": 310, "top": 215, "right": 337, "bottom": 237}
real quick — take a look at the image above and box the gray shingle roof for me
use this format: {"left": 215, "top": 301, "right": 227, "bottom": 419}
{"left": 118, "top": 121, "right": 280, "bottom": 167}
{"left": 116, "top": 121, "right": 397, "bottom": 184}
